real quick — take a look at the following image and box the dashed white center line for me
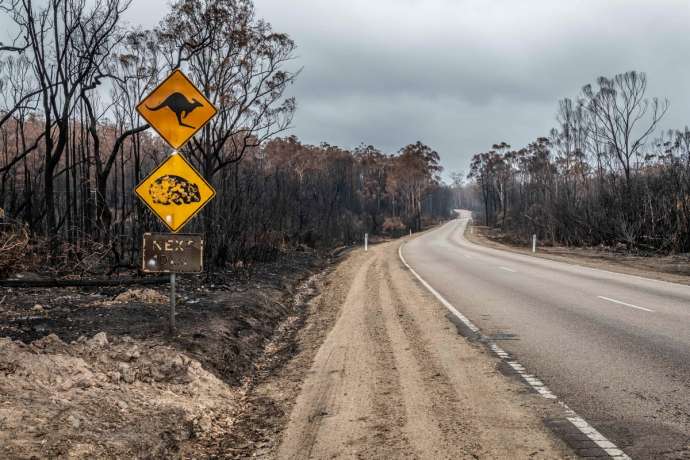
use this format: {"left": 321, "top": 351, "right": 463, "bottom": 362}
{"left": 597, "top": 296, "right": 654, "bottom": 312}
{"left": 463, "top": 254, "right": 472, "bottom": 259}
{"left": 498, "top": 266, "right": 516, "bottom": 273}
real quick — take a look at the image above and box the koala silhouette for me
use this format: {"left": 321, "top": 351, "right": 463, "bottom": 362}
{"left": 149, "top": 175, "right": 201, "bottom": 205}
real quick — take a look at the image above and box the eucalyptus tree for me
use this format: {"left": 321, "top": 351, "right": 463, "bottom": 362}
{"left": 7, "top": 0, "right": 130, "bottom": 254}
{"left": 582, "top": 71, "right": 668, "bottom": 184}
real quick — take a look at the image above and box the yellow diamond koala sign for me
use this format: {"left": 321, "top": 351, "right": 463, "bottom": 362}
{"left": 135, "top": 152, "right": 215, "bottom": 233}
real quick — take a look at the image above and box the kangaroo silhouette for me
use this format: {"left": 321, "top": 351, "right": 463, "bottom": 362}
{"left": 146, "top": 92, "right": 203, "bottom": 129}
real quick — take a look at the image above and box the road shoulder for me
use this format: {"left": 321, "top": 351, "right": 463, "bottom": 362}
{"left": 264, "top": 240, "right": 576, "bottom": 459}
{"left": 465, "top": 223, "right": 690, "bottom": 286}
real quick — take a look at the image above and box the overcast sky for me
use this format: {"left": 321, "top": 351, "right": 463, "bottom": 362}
{"left": 127, "top": 1, "right": 689, "bottom": 176}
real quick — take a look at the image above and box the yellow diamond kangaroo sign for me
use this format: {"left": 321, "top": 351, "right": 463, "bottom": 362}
{"left": 136, "top": 69, "right": 217, "bottom": 150}
{"left": 135, "top": 153, "right": 215, "bottom": 232}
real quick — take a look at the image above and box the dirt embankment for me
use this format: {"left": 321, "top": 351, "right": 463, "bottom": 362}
{"left": 0, "top": 331, "right": 240, "bottom": 458}
{"left": 466, "top": 224, "right": 690, "bottom": 286}
{"left": 0, "top": 251, "right": 325, "bottom": 459}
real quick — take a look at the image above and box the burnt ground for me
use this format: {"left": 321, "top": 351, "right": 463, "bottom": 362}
{"left": 0, "top": 249, "right": 334, "bottom": 459}
{"left": 1, "top": 252, "right": 321, "bottom": 383}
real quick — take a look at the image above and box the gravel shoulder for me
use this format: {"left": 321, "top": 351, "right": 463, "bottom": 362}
{"left": 264, "top": 239, "right": 575, "bottom": 459}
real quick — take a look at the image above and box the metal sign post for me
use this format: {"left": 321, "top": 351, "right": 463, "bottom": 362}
{"left": 134, "top": 68, "right": 218, "bottom": 334}
{"left": 170, "top": 272, "right": 176, "bottom": 332}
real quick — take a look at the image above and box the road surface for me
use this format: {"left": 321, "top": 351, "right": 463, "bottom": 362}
{"left": 276, "top": 238, "right": 573, "bottom": 459}
{"left": 402, "top": 214, "right": 690, "bottom": 459}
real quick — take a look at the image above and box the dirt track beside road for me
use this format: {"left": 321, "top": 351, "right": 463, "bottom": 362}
{"left": 270, "top": 239, "right": 574, "bottom": 459}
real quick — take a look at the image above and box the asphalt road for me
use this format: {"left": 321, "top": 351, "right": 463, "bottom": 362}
{"left": 402, "top": 213, "right": 690, "bottom": 459}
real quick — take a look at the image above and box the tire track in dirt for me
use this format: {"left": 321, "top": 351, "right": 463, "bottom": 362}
{"left": 276, "top": 256, "right": 377, "bottom": 459}
{"left": 276, "top": 255, "right": 416, "bottom": 459}
{"left": 380, "top": 256, "right": 482, "bottom": 458}
{"left": 359, "top": 259, "right": 417, "bottom": 458}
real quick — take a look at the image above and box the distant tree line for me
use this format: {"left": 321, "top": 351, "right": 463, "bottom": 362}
{"left": 469, "top": 71, "right": 690, "bottom": 253}
{"left": 210, "top": 138, "right": 451, "bottom": 265}
{"left": 0, "top": 0, "right": 452, "bottom": 274}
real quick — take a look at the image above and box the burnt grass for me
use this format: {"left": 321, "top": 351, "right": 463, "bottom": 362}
{"left": 0, "top": 249, "right": 325, "bottom": 387}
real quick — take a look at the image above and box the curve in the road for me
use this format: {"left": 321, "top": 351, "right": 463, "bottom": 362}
{"left": 401, "top": 216, "right": 690, "bottom": 460}
{"left": 399, "top": 242, "right": 631, "bottom": 460}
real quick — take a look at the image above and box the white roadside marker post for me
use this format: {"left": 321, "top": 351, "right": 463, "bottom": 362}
{"left": 170, "top": 272, "right": 176, "bottom": 333}
{"left": 365, "top": 233, "right": 368, "bottom": 252}
{"left": 532, "top": 234, "right": 537, "bottom": 253}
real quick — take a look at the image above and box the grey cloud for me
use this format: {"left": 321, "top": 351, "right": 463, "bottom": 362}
{"left": 120, "top": 0, "right": 690, "bottom": 176}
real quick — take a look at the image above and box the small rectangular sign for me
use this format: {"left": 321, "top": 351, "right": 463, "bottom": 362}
{"left": 142, "top": 233, "right": 203, "bottom": 273}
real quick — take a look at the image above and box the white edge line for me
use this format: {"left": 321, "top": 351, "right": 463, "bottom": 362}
{"left": 398, "top": 242, "right": 631, "bottom": 460}
{"left": 597, "top": 295, "right": 654, "bottom": 312}
{"left": 498, "top": 266, "right": 516, "bottom": 273}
